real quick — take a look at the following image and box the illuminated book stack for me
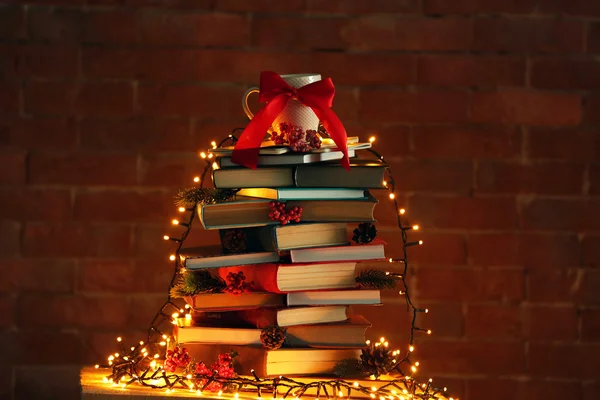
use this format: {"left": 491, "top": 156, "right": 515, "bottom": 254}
{"left": 172, "top": 139, "right": 393, "bottom": 377}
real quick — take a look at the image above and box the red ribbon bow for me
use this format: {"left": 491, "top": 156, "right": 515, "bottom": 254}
{"left": 231, "top": 71, "right": 350, "bottom": 170}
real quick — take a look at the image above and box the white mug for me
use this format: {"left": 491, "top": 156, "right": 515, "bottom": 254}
{"left": 242, "top": 73, "right": 322, "bottom": 134}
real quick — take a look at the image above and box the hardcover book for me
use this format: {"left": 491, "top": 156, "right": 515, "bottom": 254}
{"left": 174, "top": 315, "right": 371, "bottom": 348}
{"left": 198, "top": 196, "right": 377, "bottom": 230}
{"left": 180, "top": 246, "right": 280, "bottom": 270}
{"left": 183, "top": 344, "right": 362, "bottom": 376}
{"left": 212, "top": 161, "right": 388, "bottom": 189}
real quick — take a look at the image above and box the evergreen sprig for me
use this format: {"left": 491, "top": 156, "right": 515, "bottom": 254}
{"left": 333, "top": 358, "right": 368, "bottom": 378}
{"left": 170, "top": 270, "right": 226, "bottom": 298}
{"left": 355, "top": 269, "right": 400, "bottom": 290}
{"left": 174, "top": 187, "right": 237, "bottom": 208}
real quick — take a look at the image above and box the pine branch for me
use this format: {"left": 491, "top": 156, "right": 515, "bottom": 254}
{"left": 333, "top": 358, "right": 368, "bottom": 378}
{"left": 174, "top": 187, "right": 237, "bottom": 208}
{"left": 170, "top": 270, "right": 226, "bottom": 298}
{"left": 356, "top": 269, "right": 400, "bottom": 290}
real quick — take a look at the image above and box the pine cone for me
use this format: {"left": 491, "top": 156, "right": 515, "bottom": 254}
{"left": 260, "top": 325, "right": 287, "bottom": 350}
{"left": 352, "top": 223, "right": 377, "bottom": 244}
{"left": 222, "top": 229, "right": 247, "bottom": 253}
{"left": 360, "top": 343, "right": 395, "bottom": 377}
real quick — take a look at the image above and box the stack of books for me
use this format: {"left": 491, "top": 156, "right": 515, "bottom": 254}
{"left": 174, "top": 147, "right": 389, "bottom": 377}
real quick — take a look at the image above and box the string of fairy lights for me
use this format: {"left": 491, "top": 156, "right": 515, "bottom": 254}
{"left": 95, "top": 130, "right": 455, "bottom": 400}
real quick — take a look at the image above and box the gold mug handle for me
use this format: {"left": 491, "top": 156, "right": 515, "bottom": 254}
{"left": 242, "top": 87, "right": 260, "bottom": 120}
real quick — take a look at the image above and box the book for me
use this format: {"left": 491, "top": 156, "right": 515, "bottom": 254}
{"left": 218, "top": 262, "right": 358, "bottom": 293}
{"left": 183, "top": 344, "right": 362, "bottom": 376}
{"left": 238, "top": 187, "right": 366, "bottom": 200}
{"left": 174, "top": 315, "right": 371, "bottom": 348}
{"left": 287, "top": 290, "right": 381, "bottom": 306}
{"left": 290, "top": 242, "right": 386, "bottom": 263}
{"left": 180, "top": 246, "right": 279, "bottom": 270}
{"left": 236, "top": 305, "right": 350, "bottom": 328}
{"left": 258, "top": 222, "right": 348, "bottom": 251}
{"left": 184, "top": 292, "right": 285, "bottom": 312}
{"left": 173, "top": 325, "right": 263, "bottom": 346}
{"left": 212, "top": 161, "right": 388, "bottom": 189}
{"left": 284, "top": 315, "right": 371, "bottom": 348}
{"left": 198, "top": 196, "right": 377, "bottom": 229}
{"left": 217, "top": 149, "right": 356, "bottom": 168}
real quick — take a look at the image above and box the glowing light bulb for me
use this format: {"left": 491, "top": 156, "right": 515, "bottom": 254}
{"left": 369, "top": 136, "right": 376, "bottom": 143}
{"left": 200, "top": 152, "right": 207, "bottom": 158}
{"left": 211, "top": 141, "right": 217, "bottom": 148}
{"left": 419, "top": 240, "right": 423, "bottom": 245}
{"left": 172, "top": 219, "right": 179, "bottom": 225}
{"left": 193, "top": 176, "right": 200, "bottom": 183}
{"left": 163, "top": 235, "right": 170, "bottom": 240}
{"left": 399, "top": 208, "right": 405, "bottom": 215}
{"left": 169, "top": 255, "right": 176, "bottom": 261}
{"left": 178, "top": 207, "right": 186, "bottom": 212}
{"left": 389, "top": 193, "right": 395, "bottom": 200}
{"left": 212, "top": 162, "right": 218, "bottom": 170}
{"left": 427, "top": 329, "right": 432, "bottom": 334}
{"left": 412, "top": 224, "right": 419, "bottom": 231}
{"left": 95, "top": 364, "right": 99, "bottom": 369}
{"left": 116, "top": 337, "right": 122, "bottom": 342}
{"left": 409, "top": 346, "right": 414, "bottom": 352}
{"left": 425, "top": 309, "right": 429, "bottom": 313}
{"left": 208, "top": 153, "right": 213, "bottom": 159}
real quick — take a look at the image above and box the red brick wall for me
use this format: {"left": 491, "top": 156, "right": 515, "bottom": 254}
{"left": 1, "top": 1, "right": 599, "bottom": 399}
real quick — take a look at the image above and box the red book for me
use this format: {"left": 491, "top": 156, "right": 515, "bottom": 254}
{"left": 218, "top": 262, "right": 358, "bottom": 293}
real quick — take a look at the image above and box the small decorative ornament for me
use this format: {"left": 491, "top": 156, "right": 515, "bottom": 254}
{"left": 260, "top": 325, "right": 287, "bottom": 350}
{"left": 333, "top": 358, "right": 367, "bottom": 378}
{"left": 221, "top": 229, "right": 247, "bottom": 253}
{"left": 174, "top": 187, "right": 237, "bottom": 208}
{"left": 223, "top": 271, "right": 254, "bottom": 295}
{"left": 352, "top": 222, "right": 378, "bottom": 244}
{"left": 355, "top": 269, "right": 400, "bottom": 290}
{"left": 195, "top": 351, "right": 237, "bottom": 392}
{"left": 272, "top": 122, "right": 322, "bottom": 152}
{"left": 169, "top": 270, "right": 226, "bottom": 298}
{"left": 268, "top": 201, "right": 303, "bottom": 225}
{"left": 164, "top": 346, "right": 192, "bottom": 372}
{"left": 360, "top": 341, "right": 396, "bottom": 378}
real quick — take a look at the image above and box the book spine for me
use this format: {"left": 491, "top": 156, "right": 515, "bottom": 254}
{"left": 236, "top": 308, "right": 278, "bottom": 328}
{"left": 292, "top": 166, "right": 299, "bottom": 188}
{"left": 197, "top": 203, "right": 210, "bottom": 229}
{"left": 258, "top": 225, "right": 277, "bottom": 251}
